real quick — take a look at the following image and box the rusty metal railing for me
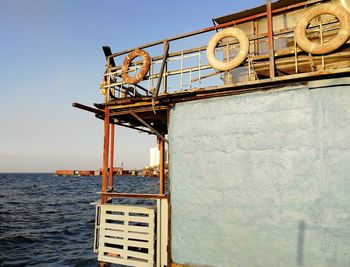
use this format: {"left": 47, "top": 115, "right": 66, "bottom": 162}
{"left": 102, "top": 21, "right": 346, "bottom": 100}
{"left": 99, "top": 0, "right": 350, "bottom": 103}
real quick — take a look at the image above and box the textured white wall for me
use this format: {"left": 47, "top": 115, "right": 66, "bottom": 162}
{"left": 169, "top": 79, "right": 350, "bottom": 267}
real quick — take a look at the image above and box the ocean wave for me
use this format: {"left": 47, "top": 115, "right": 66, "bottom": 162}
{"left": 0, "top": 234, "right": 39, "bottom": 245}
{"left": 0, "top": 173, "right": 159, "bottom": 266}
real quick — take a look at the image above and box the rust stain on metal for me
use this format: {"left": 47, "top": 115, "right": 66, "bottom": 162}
{"left": 108, "top": 123, "right": 115, "bottom": 191}
{"left": 159, "top": 137, "right": 165, "bottom": 194}
{"left": 267, "top": 0, "right": 276, "bottom": 78}
{"left": 101, "top": 106, "right": 110, "bottom": 204}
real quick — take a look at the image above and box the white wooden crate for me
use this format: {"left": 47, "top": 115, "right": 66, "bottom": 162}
{"left": 97, "top": 204, "right": 156, "bottom": 267}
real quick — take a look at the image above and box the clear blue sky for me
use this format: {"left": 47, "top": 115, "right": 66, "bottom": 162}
{"left": 0, "top": 0, "right": 266, "bottom": 172}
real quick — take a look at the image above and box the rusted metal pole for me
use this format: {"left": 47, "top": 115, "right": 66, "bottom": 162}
{"left": 159, "top": 138, "right": 165, "bottom": 194}
{"left": 108, "top": 123, "right": 115, "bottom": 191}
{"left": 102, "top": 106, "right": 110, "bottom": 204}
{"left": 267, "top": 0, "right": 275, "bottom": 78}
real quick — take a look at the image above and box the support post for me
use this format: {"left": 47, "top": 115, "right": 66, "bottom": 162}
{"left": 153, "top": 41, "right": 169, "bottom": 100}
{"left": 100, "top": 47, "right": 112, "bottom": 267}
{"left": 159, "top": 137, "right": 165, "bottom": 194}
{"left": 267, "top": 0, "right": 275, "bottom": 78}
{"left": 108, "top": 123, "right": 115, "bottom": 192}
{"left": 102, "top": 106, "right": 110, "bottom": 204}
{"left": 102, "top": 46, "right": 116, "bottom": 67}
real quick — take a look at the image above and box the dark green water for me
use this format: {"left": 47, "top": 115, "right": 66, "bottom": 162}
{"left": 0, "top": 173, "right": 161, "bottom": 267}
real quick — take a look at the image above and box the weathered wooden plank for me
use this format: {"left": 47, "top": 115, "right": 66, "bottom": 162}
{"left": 127, "top": 231, "right": 153, "bottom": 242}
{"left": 101, "top": 204, "right": 156, "bottom": 215}
{"left": 102, "top": 229, "right": 125, "bottom": 239}
{"left": 102, "top": 222, "right": 125, "bottom": 231}
{"left": 127, "top": 224, "right": 153, "bottom": 234}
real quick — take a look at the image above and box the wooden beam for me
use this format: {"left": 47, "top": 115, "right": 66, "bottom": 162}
{"left": 72, "top": 102, "right": 104, "bottom": 115}
{"left": 109, "top": 105, "right": 168, "bottom": 116}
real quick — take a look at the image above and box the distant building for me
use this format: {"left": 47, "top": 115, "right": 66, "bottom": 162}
{"left": 149, "top": 146, "right": 168, "bottom": 167}
{"left": 55, "top": 169, "right": 95, "bottom": 176}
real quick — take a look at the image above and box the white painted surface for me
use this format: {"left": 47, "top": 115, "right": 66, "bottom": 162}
{"left": 97, "top": 204, "right": 156, "bottom": 267}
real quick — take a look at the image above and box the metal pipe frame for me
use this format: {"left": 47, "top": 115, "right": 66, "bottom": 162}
{"left": 98, "top": 0, "right": 344, "bottom": 106}
{"left": 108, "top": 0, "right": 323, "bottom": 59}
{"left": 103, "top": 22, "right": 342, "bottom": 91}
{"left": 106, "top": 18, "right": 339, "bottom": 74}
{"left": 104, "top": 64, "right": 212, "bottom": 88}
{"left": 100, "top": 0, "right": 341, "bottom": 101}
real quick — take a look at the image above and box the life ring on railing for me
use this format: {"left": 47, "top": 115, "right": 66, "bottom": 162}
{"left": 206, "top": 27, "right": 249, "bottom": 71}
{"left": 295, "top": 3, "right": 350, "bottom": 54}
{"left": 121, "top": 48, "right": 151, "bottom": 84}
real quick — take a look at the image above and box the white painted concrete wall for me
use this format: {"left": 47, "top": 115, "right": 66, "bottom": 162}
{"left": 169, "top": 78, "right": 350, "bottom": 267}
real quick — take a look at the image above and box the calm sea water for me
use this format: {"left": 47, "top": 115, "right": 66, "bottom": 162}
{"left": 0, "top": 173, "right": 161, "bottom": 267}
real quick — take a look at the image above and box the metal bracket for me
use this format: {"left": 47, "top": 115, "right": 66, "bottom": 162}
{"left": 130, "top": 112, "right": 168, "bottom": 143}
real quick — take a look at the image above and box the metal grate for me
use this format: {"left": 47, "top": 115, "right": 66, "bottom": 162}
{"left": 97, "top": 204, "right": 156, "bottom": 267}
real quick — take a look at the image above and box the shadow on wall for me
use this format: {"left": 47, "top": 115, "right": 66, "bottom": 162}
{"left": 297, "top": 221, "right": 306, "bottom": 266}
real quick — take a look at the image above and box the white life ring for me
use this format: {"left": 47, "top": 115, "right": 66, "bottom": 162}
{"left": 121, "top": 49, "right": 151, "bottom": 84}
{"left": 295, "top": 3, "right": 350, "bottom": 54}
{"left": 206, "top": 27, "right": 249, "bottom": 71}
